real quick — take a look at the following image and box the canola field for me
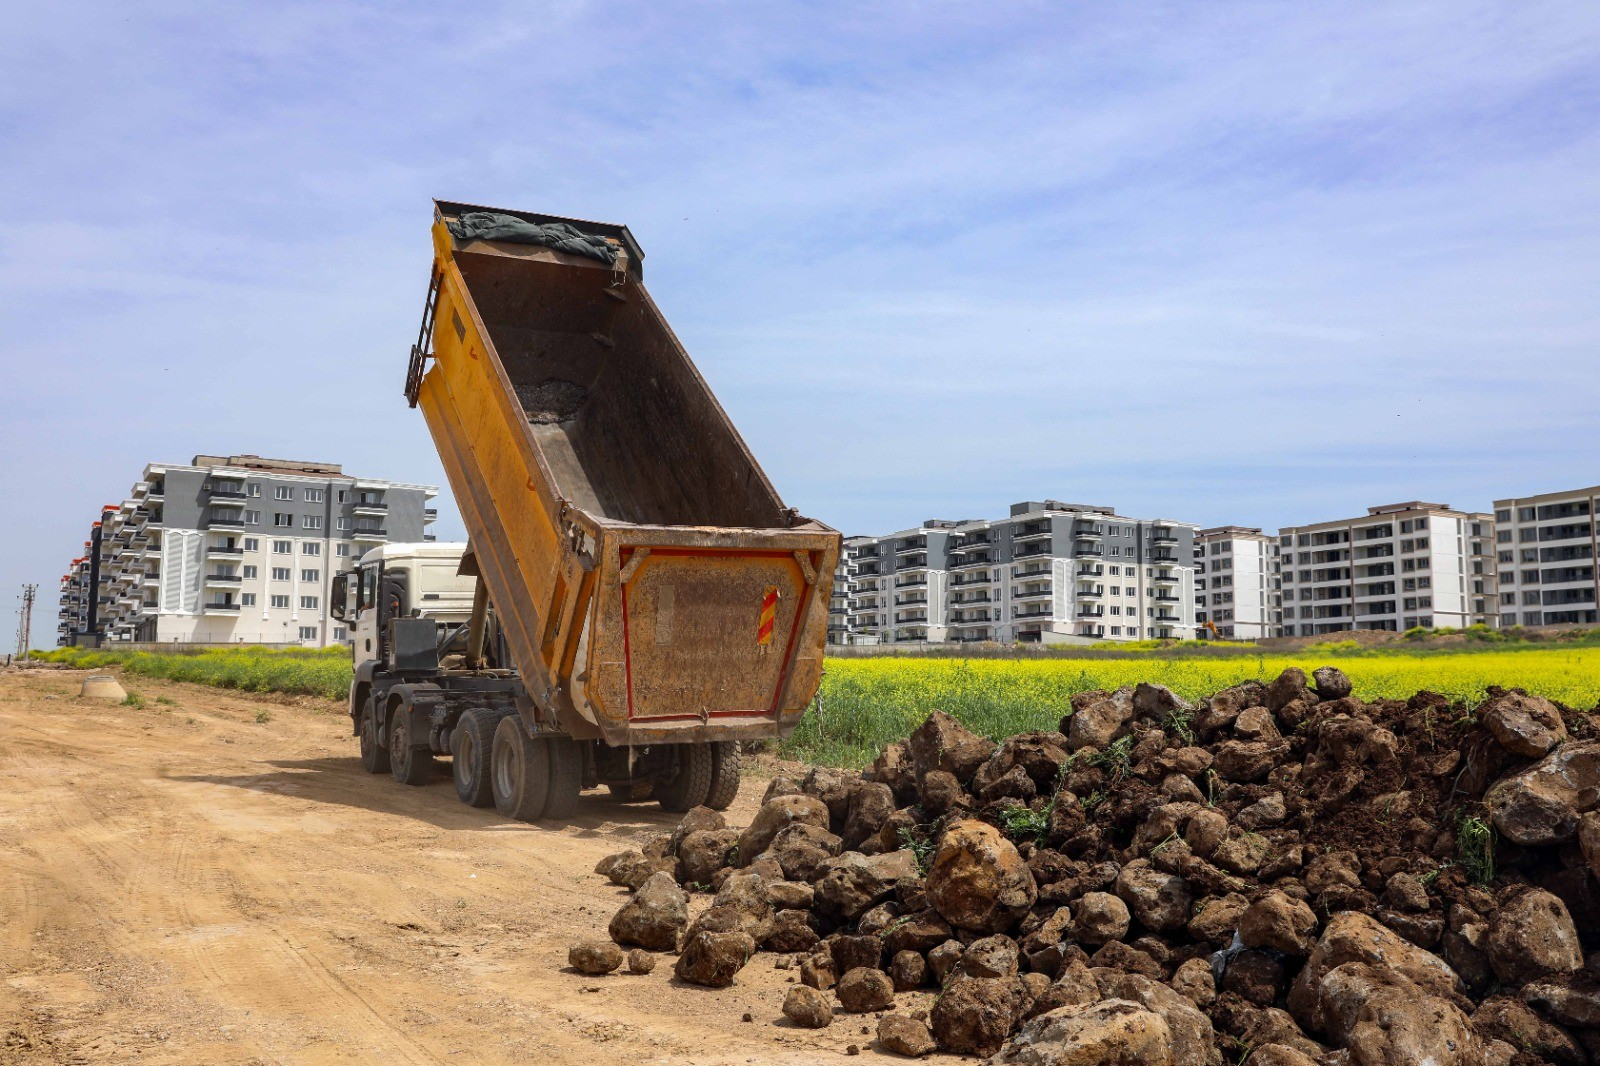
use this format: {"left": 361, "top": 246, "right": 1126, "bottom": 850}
{"left": 35, "top": 643, "right": 1600, "bottom": 768}
{"left": 787, "top": 647, "right": 1600, "bottom": 766}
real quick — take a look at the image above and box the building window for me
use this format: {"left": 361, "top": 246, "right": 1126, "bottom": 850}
{"left": 302, "top": 515, "right": 323, "bottom": 530}
{"left": 243, "top": 565, "right": 258, "bottom": 579}
{"left": 273, "top": 540, "right": 292, "bottom": 554}
{"left": 304, "top": 488, "right": 324, "bottom": 503}
{"left": 336, "top": 544, "right": 350, "bottom": 557}
{"left": 299, "top": 626, "right": 318, "bottom": 640}
{"left": 333, "top": 626, "right": 346, "bottom": 640}
{"left": 273, "top": 513, "right": 292, "bottom": 527}
{"left": 243, "top": 538, "right": 259, "bottom": 552}
{"left": 301, "top": 569, "right": 320, "bottom": 582}
{"left": 243, "top": 510, "right": 260, "bottom": 525}
{"left": 270, "top": 595, "right": 290, "bottom": 608}
{"left": 303, "top": 543, "right": 320, "bottom": 557}
{"left": 248, "top": 484, "right": 262, "bottom": 498}
{"left": 336, "top": 517, "right": 350, "bottom": 530}
{"left": 240, "top": 593, "right": 256, "bottom": 606}
{"left": 274, "top": 486, "right": 294, "bottom": 501}
{"left": 272, "top": 567, "right": 291, "bottom": 581}
{"left": 301, "top": 596, "right": 318, "bottom": 610}
{"left": 337, "top": 490, "right": 348, "bottom": 503}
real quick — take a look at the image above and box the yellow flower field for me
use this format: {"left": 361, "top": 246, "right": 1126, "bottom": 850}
{"left": 790, "top": 647, "right": 1600, "bottom": 766}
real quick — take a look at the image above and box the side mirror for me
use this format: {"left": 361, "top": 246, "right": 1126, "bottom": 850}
{"left": 330, "top": 572, "right": 350, "bottom": 622}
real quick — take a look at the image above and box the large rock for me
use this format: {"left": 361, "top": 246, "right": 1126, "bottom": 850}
{"left": 1580, "top": 811, "right": 1600, "bottom": 881}
{"left": 883, "top": 909, "right": 953, "bottom": 956}
{"left": 690, "top": 872, "right": 773, "bottom": 943}
{"left": 878, "top": 1013, "right": 937, "bottom": 1057}
{"left": 974, "top": 732, "right": 1072, "bottom": 795}
{"left": 568, "top": 939, "right": 623, "bottom": 975}
{"left": 1072, "top": 892, "right": 1131, "bottom": 946}
{"left": 814, "top": 849, "right": 919, "bottom": 921}
{"left": 992, "top": 999, "right": 1173, "bottom": 1066}
{"left": 1312, "top": 666, "right": 1353, "bottom": 700}
{"left": 1266, "top": 668, "right": 1312, "bottom": 712}
{"left": 1520, "top": 979, "right": 1600, "bottom": 1029}
{"left": 676, "top": 828, "right": 741, "bottom": 885}
{"left": 837, "top": 966, "right": 895, "bottom": 1013}
{"left": 736, "top": 794, "right": 831, "bottom": 863}
{"left": 908, "top": 711, "right": 997, "bottom": 784}
{"left": 674, "top": 929, "right": 754, "bottom": 987}
{"left": 1239, "top": 890, "right": 1319, "bottom": 957}
{"left": 608, "top": 871, "right": 688, "bottom": 951}
{"left": 782, "top": 984, "right": 833, "bottom": 1029}
{"left": 764, "top": 908, "right": 821, "bottom": 953}
{"left": 765, "top": 822, "right": 843, "bottom": 883}
{"left": 1484, "top": 739, "right": 1600, "bottom": 846}
{"left": 931, "top": 975, "right": 1025, "bottom": 1057}
{"left": 925, "top": 819, "right": 1037, "bottom": 933}
{"left": 1289, "top": 911, "right": 1461, "bottom": 1025}
{"left": 1093, "top": 971, "right": 1215, "bottom": 1066}
{"left": 1115, "top": 859, "right": 1192, "bottom": 933}
{"left": 841, "top": 780, "right": 896, "bottom": 850}
{"left": 1310, "top": 962, "right": 1483, "bottom": 1066}
{"left": 1479, "top": 691, "right": 1568, "bottom": 758}
{"left": 667, "top": 805, "right": 725, "bottom": 852}
{"left": 1486, "top": 888, "right": 1583, "bottom": 985}
{"left": 801, "top": 766, "right": 859, "bottom": 826}
{"left": 1472, "top": 995, "right": 1586, "bottom": 1066}
{"left": 1066, "top": 689, "right": 1135, "bottom": 752}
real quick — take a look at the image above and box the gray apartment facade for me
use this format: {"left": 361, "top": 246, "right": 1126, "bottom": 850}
{"left": 1492, "top": 485, "right": 1600, "bottom": 627}
{"left": 59, "top": 454, "right": 437, "bottom": 647}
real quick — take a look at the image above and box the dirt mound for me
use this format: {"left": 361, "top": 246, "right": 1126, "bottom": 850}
{"left": 582, "top": 668, "right": 1600, "bottom": 1063}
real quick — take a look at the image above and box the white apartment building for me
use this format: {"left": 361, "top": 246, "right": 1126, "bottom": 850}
{"left": 1279, "top": 502, "right": 1496, "bottom": 636}
{"left": 828, "top": 535, "right": 878, "bottom": 645}
{"left": 61, "top": 454, "right": 437, "bottom": 648}
{"left": 1492, "top": 485, "right": 1599, "bottom": 627}
{"left": 841, "top": 501, "right": 1198, "bottom": 645}
{"left": 1194, "top": 527, "right": 1283, "bottom": 639}
{"left": 848, "top": 523, "right": 959, "bottom": 644}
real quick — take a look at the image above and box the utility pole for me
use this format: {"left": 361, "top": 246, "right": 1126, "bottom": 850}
{"left": 15, "top": 584, "right": 36, "bottom": 661}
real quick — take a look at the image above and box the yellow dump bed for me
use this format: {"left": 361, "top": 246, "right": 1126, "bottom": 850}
{"left": 406, "top": 201, "right": 839, "bottom": 746}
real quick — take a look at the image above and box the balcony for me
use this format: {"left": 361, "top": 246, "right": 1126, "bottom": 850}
{"left": 1072, "top": 543, "right": 1103, "bottom": 558}
{"left": 894, "top": 539, "right": 927, "bottom": 554}
{"left": 210, "top": 489, "right": 248, "bottom": 500}
{"left": 1153, "top": 593, "right": 1180, "bottom": 603}
{"left": 895, "top": 556, "right": 929, "bottom": 571}
{"left": 208, "top": 543, "right": 244, "bottom": 557}
{"left": 1073, "top": 526, "right": 1104, "bottom": 539}
{"left": 1076, "top": 585, "right": 1103, "bottom": 598}
{"left": 894, "top": 576, "right": 928, "bottom": 589}
{"left": 203, "top": 602, "right": 241, "bottom": 613}
{"left": 1151, "top": 529, "right": 1178, "bottom": 544}
{"left": 1014, "top": 586, "right": 1052, "bottom": 600}
{"left": 350, "top": 528, "right": 388, "bottom": 541}
{"left": 1154, "top": 612, "right": 1180, "bottom": 623}
{"left": 893, "top": 594, "right": 928, "bottom": 606}
{"left": 951, "top": 594, "right": 992, "bottom": 605}
{"left": 1148, "top": 549, "right": 1177, "bottom": 562}
{"left": 949, "top": 555, "right": 994, "bottom": 570}
{"left": 208, "top": 515, "right": 245, "bottom": 528}
{"left": 1014, "top": 543, "right": 1052, "bottom": 559}
{"left": 1012, "top": 524, "right": 1051, "bottom": 542}
{"left": 1015, "top": 607, "right": 1054, "bottom": 619}
{"left": 205, "top": 572, "right": 243, "bottom": 585}
{"left": 1076, "top": 607, "right": 1105, "bottom": 618}
{"left": 423, "top": 508, "right": 438, "bottom": 522}
{"left": 948, "top": 535, "right": 991, "bottom": 554}
{"left": 1076, "top": 565, "right": 1104, "bottom": 577}
{"left": 353, "top": 499, "right": 389, "bottom": 516}
{"left": 1151, "top": 570, "right": 1179, "bottom": 584}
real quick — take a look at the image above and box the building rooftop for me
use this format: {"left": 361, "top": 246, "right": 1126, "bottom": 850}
{"left": 190, "top": 454, "right": 345, "bottom": 477}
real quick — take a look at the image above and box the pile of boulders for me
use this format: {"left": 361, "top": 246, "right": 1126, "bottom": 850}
{"left": 576, "top": 667, "right": 1600, "bottom": 1064}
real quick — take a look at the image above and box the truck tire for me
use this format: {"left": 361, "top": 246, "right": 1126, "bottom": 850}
{"left": 656, "top": 744, "right": 714, "bottom": 812}
{"left": 705, "top": 742, "right": 741, "bottom": 811}
{"left": 359, "top": 705, "right": 390, "bottom": 775}
{"left": 491, "top": 716, "right": 549, "bottom": 821}
{"left": 389, "top": 707, "right": 434, "bottom": 786}
{"left": 451, "top": 707, "right": 502, "bottom": 807}
{"left": 543, "top": 737, "right": 583, "bottom": 820}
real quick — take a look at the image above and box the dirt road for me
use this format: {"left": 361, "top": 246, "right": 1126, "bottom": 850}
{"left": 0, "top": 668, "right": 905, "bottom": 1065}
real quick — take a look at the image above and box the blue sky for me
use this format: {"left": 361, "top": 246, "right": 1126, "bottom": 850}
{"left": 4, "top": 2, "right": 1600, "bottom": 642}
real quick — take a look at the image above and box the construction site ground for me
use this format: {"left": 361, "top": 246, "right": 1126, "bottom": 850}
{"left": 0, "top": 667, "right": 894, "bottom": 1065}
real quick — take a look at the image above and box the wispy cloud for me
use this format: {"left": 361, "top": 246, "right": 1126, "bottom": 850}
{"left": 3, "top": 2, "right": 1599, "bottom": 635}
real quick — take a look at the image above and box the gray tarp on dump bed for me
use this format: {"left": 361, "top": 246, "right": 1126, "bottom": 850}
{"left": 446, "top": 212, "right": 618, "bottom": 265}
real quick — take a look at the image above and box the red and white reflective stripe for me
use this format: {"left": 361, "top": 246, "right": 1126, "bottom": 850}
{"left": 758, "top": 586, "right": 779, "bottom": 645}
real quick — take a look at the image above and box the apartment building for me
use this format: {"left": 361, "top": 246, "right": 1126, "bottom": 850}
{"left": 1194, "top": 527, "right": 1283, "bottom": 639}
{"left": 58, "top": 454, "right": 437, "bottom": 647}
{"left": 827, "top": 536, "right": 879, "bottom": 645}
{"left": 1491, "top": 485, "right": 1600, "bottom": 627}
{"left": 847, "top": 523, "right": 958, "bottom": 644}
{"left": 1278, "top": 502, "right": 1496, "bottom": 636}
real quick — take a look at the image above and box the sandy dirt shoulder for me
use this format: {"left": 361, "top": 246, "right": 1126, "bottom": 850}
{"left": 0, "top": 667, "right": 924, "bottom": 1065}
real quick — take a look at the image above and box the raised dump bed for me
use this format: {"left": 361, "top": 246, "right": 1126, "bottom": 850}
{"left": 405, "top": 201, "right": 840, "bottom": 749}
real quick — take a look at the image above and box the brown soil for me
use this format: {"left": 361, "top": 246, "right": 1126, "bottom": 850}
{"left": 0, "top": 668, "right": 897, "bottom": 1064}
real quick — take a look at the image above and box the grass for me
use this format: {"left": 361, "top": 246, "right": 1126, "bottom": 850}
{"left": 1457, "top": 813, "right": 1496, "bottom": 885}
{"left": 37, "top": 641, "right": 1600, "bottom": 769}
{"left": 37, "top": 646, "right": 349, "bottom": 700}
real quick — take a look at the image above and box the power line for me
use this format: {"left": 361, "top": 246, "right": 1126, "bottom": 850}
{"left": 15, "top": 584, "right": 37, "bottom": 661}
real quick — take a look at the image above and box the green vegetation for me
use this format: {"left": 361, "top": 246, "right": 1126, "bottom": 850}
{"left": 121, "top": 692, "right": 146, "bottom": 709}
{"left": 38, "top": 641, "right": 1600, "bottom": 770}
{"left": 1457, "top": 813, "right": 1496, "bottom": 885}
{"left": 37, "top": 646, "right": 349, "bottom": 700}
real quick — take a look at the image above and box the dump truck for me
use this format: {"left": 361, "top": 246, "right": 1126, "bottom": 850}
{"left": 330, "top": 201, "right": 840, "bottom": 822}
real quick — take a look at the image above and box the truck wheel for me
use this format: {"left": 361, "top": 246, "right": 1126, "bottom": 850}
{"left": 451, "top": 708, "right": 500, "bottom": 807}
{"left": 359, "top": 706, "right": 390, "bottom": 775}
{"left": 705, "top": 742, "right": 741, "bottom": 811}
{"left": 389, "top": 709, "right": 434, "bottom": 786}
{"left": 491, "top": 716, "right": 549, "bottom": 821}
{"left": 656, "top": 745, "right": 714, "bottom": 812}
{"left": 543, "top": 737, "right": 583, "bottom": 820}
